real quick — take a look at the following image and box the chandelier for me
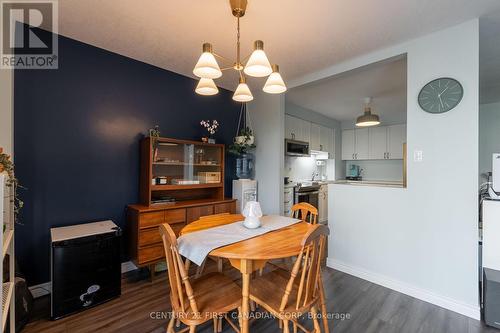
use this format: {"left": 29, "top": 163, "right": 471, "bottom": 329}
{"left": 193, "top": 0, "right": 286, "bottom": 102}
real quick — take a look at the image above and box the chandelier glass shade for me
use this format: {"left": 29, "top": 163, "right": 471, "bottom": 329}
{"left": 195, "top": 78, "right": 219, "bottom": 96}
{"left": 263, "top": 65, "right": 287, "bottom": 94}
{"left": 193, "top": 0, "right": 286, "bottom": 102}
{"left": 233, "top": 77, "right": 253, "bottom": 102}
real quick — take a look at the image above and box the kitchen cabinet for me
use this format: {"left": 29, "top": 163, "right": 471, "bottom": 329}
{"left": 319, "top": 185, "right": 328, "bottom": 223}
{"left": 285, "top": 114, "right": 299, "bottom": 140}
{"left": 310, "top": 123, "right": 321, "bottom": 151}
{"left": 369, "top": 127, "right": 388, "bottom": 160}
{"left": 301, "top": 120, "right": 311, "bottom": 143}
{"left": 320, "top": 126, "right": 333, "bottom": 154}
{"left": 355, "top": 128, "right": 369, "bottom": 160}
{"left": 387, "top": 124, "right": 406, "bottom": 159}
{"left": 342, "top": 125, "right": 405, "bottom": 160}
{"left": 341, "top": 129, "right": 355, "bottom": 160}
{"left": 283, "top": 186, "right": 294, "bottom": 216}
{"left": 285, "top": 115, "right": 335, "bottom": 157}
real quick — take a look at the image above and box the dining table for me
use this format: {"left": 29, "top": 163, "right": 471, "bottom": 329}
{"left": 180, "top": 213, "right": 329, "bottom": 333}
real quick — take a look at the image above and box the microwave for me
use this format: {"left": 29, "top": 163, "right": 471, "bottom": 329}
{"left": 285, "top": 139, "right": 310, "bottom": 156}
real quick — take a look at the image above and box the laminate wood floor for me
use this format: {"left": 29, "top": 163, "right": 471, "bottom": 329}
{"left": 22, "top": 263, "right": 497, "bottom": 333}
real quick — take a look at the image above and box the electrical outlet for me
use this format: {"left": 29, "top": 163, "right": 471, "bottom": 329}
{"left": 414, "top": 150, "right": 423, "bottom": 162}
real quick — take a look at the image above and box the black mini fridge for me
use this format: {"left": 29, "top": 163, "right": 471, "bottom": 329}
{"left": 50, "top": 220, "right": 121, "bottom": 320}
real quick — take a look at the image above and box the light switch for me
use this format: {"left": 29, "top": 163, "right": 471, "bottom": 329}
{"left": 414, "top": 150, "right": 423, "bottom": 162}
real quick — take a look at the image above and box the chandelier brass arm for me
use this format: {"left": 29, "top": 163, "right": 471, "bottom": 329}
{"left": 192, "top": 0, "right": 287, "bottom": 102}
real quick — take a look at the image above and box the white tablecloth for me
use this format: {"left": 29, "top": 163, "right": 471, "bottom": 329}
{"left": 177, "top": 215, "right": 301, "bottom": 265}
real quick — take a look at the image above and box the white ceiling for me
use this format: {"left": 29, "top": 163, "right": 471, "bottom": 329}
{"left": 286, "top": 57, "right": 407, "bottom": 124}
{"left": 57, "top": 0, "right": 500, "bottom": 92}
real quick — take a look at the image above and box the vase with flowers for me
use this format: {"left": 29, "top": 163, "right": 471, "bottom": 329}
{"left": 200, "top": 120, "right": 219, "bottom": 144}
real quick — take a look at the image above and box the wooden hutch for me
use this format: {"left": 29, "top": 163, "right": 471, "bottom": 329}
{"left": 127, "top": 137, "right": 236, "bottom": 268}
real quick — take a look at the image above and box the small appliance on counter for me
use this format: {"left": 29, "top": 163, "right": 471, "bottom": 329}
{"left": 346, "top": 164, "right": 363, "bottom": 181}
{"left": 51, "top": 220, "right": 121, "bottom": 320}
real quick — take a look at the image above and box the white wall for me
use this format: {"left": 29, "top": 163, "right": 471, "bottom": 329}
{"left": 479, "top": 102, "right": 500, "bottom": 184}
{"left": 248, "top": 92, "right": 284, "bottom": 214}
{"left": 318, "top": 20, "right": 479, "bottom": 319}
{"left": 0, "top": 68, "right": 14, "bottom": 156}
{"left": 285, "top": 102, "right": 344, "bottom": 179}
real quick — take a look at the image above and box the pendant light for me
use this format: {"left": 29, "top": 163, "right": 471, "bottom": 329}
{"left": 193, "top": 0, "right": 286, "bottom": 102}
{"left": 233, "top": 77, "right": 253, "bottom": 102}
{"left": 195, "top": 78, "right": 219, "bottom": 95}
{"left": 263, "top": 64, "right": 287, "bottom": 94}
{"left": 244, "top": 40, "right": 272, "bottom": 77}
{"left": 356, "top": 97, "right": 380, "bottom": 127}
{"left": 193, "top": 43, "right": 222, "bottom": 79}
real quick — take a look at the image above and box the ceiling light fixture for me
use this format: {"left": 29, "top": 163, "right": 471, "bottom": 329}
{"left": 356, "top": 97, "right": 381, "bottom": 127}
{"left": 193, "top": 0, "right": 286, "bottom": 102}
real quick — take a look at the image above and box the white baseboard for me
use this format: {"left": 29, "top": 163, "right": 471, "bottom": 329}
{"left": 326, "top": 258, "right": 481, "bottom": 320}
{"left": 29, "top": 261, "right": 139, "bottom": 299}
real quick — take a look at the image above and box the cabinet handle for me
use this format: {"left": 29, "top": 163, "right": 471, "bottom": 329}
{"left": 352, "top": 153, "right": 354, "bottom": 160}
{"left": 320, "top": 144, "right": 323, "bottom": 151}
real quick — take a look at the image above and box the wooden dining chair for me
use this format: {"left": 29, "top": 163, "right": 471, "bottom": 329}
{"left": 249, "top": 224, "right": 330, "bottom": 333}
{"left": 159, "top": 223, "right": 242, "bottom": 333}
{"left": 291, "top": 202, "right": 318, "bottom": 224}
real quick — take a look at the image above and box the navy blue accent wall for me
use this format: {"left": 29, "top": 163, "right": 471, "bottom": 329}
{"left": 14, "top": 32, "right": 240, "bottom": 285}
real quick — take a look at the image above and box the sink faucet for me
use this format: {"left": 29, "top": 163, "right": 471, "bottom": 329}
{"left": 312, "top": 171, "right": 316, "bottom": 181}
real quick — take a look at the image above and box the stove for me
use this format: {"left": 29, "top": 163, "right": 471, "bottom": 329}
{"left": 294, "top": 182, "right": 320, "bottom": 208}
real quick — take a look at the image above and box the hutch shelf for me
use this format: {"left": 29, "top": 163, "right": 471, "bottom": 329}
{"left": 127, "top": 137, "right": 236, "bottom": 268}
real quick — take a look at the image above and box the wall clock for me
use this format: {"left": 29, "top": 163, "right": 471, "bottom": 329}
{"left": 418, "top": 77, "right": 463, "bottom": 114}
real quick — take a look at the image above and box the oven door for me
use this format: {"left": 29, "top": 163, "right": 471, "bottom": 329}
{"left": 295, "top": 190, "right": 319, "bottom": 209}
{"left": 285, "top": 139, "right": 310, "bottom": 156}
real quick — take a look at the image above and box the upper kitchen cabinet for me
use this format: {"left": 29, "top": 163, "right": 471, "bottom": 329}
{"left": 355, "top": 128, "right": 370, "bottom": 160}
{"left": 369, "top": 126, "right": 388, "bottom": 159}
{"left": 285, "top": 115, "right": 335, "bottom": 156}
{"left": 342, "top": 128, "right": 369, "bottom": 160}
{"left": 320, "top": 125, "right": 334, "bottom": 156}
{"left": 284, "top": 114, "right": 310, "bottom": 142}
{"left": 343, "top": 125, "right": 406, "bottom": 160}
{"left": 285, "top": 114, "right": 300, "bottom": 140}
{"left": 387, "top": 124, "right": 406, "bottom": 159}
{"left": 341, "top": 129, "right": 355, "bottom": 160}
{"left": 310, "top": 123, "right": 321, "bottom": 151}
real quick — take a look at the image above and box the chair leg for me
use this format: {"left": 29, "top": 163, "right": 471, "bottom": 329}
{"left": 195, "top": 259, "right": 206, "bottom": 279}
{"left": 217, "top": 258, "right": 223, "bottom": 272}
{"left": 311, "top": 306, "right": 321, "bottom": 333}
{"left": 318, "top": 275, "right": 329, "bottom": 333}
{"left": 283, "top": 320, "right": 290, "bottom": 333}
{"left": 167, "top": 312, "right": 175, "bottom": 333}
{"left": 293, "top": 321, "right": 297, "bottom": 333}
{"left": 279, "top": 319, "right": 283, "bottom": 329}
{"left": 238, "top": 306, "right": 243, "bottom": 328}
{"left": 189, "top": 325, "right": 196, "bottom": 333}
{"left": 213, "top": 317, "right": 218, "bottom": 333}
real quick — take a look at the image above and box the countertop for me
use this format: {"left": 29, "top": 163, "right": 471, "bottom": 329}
{"left": 331, "top": 179, "right": 405, "bottom": 188}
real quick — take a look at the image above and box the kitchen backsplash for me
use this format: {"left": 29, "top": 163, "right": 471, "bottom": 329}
{"left": 285, "top": 155, "right": 329, "bottom": 182}
{"left": 345, "top": 160, "right": 403, "bottom": 181}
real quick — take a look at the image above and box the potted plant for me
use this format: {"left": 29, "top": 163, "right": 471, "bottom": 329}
{"left": 229, "top": 104, "right": 256, "bottom": 179}
{"left": 0, "top": 148, "right": 24, "bottom": 226}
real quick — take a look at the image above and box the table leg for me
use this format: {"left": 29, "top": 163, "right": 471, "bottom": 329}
{"left": 240, "top": 259, "right": 252, "bottom": 333}
{"left": 318, "top": 274, "right": 329, "bottom": 333}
